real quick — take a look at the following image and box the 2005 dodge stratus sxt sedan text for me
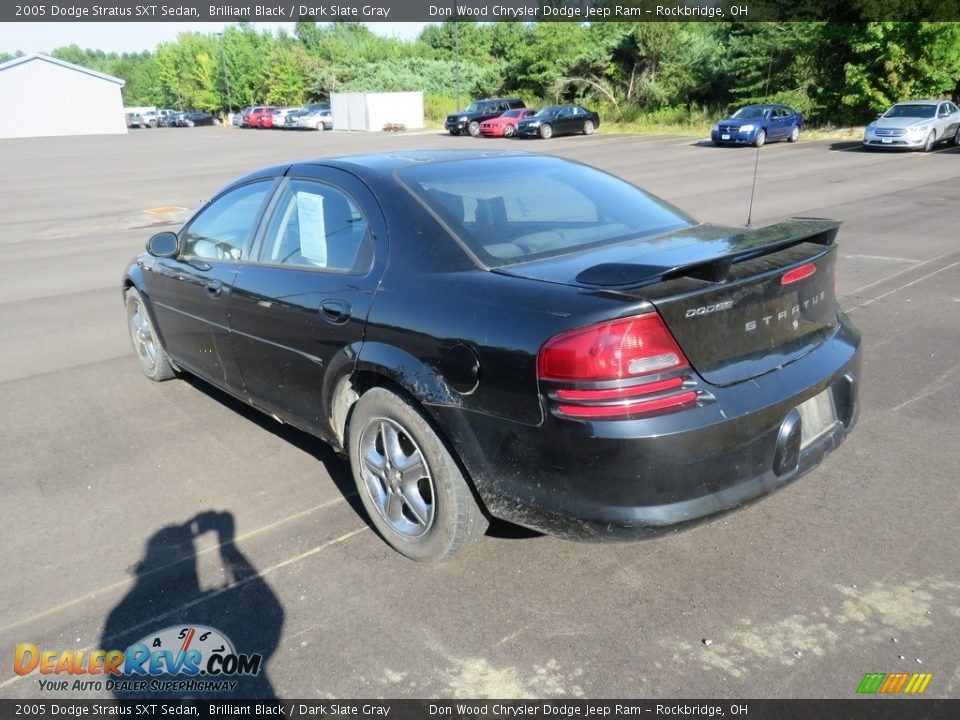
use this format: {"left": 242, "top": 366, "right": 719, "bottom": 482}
{"left": 123, "top": 151, "right": 861, "bottom": 562}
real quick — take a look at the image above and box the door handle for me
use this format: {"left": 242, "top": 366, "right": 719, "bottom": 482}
{"left": 205, "top": 280, "right": 223, "bottom": 298}
{"left": 320, "top": 299, "right": 351, "bottom": 324}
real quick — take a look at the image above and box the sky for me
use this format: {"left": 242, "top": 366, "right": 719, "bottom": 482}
{"left": 0, "top": 21, "right": 430, "bottom": 55}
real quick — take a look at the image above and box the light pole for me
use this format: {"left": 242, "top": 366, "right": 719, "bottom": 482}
{"left": 214, "top": 31, "right": 233, "bottom": 116}
{"left": 454, "top": 22, "right": 461, "bottom": 112}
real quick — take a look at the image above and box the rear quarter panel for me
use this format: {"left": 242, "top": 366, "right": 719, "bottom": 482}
{"left": 359, "top": 178, "right": 647, "bottom": 426}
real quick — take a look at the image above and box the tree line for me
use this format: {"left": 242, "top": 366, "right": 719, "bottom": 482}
{"left": 4, "top": 21, "right": 959, "bottom": 126}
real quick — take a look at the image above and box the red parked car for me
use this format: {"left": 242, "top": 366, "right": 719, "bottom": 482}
{"left": 243, "top": 106, "right": 277, "bottom": 128}
{"left": 479, "top": 108, "right": 538, "bottom": 138}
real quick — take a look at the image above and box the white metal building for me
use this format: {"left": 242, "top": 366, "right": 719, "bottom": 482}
{"left": 0, "top": 54, "right": 127, "bottom": 139}
{"left": 330, "top": 91, "right": 425, "bottom": 132}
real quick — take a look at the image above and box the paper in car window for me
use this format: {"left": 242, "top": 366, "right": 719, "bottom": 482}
{"left": 296, "top": 191, "right": 327, "bottom": 265}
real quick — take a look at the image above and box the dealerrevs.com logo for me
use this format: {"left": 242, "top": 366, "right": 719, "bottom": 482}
{"left": 15, "top": 625, "right": 262, "bottom": 693}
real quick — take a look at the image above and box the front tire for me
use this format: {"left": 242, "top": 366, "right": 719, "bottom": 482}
{"left": 126, "top": 288, "right": 176, "bottom": 381}
{"left": 922, "top": 131, "right": 936, "bottom": 152}
{"left": 468, "top": 121, "right": 481, "bottom": 137}
{"left": 788, "top": 125, "right": 800, "bottom": 143}
{"left": 583, "top": 120, "right": 595, "bottom": 135}
{"left": 539, "top": 123, "right": 553, "bottom": 139}
{"left": 503, "top": 124, "right": 515, "bottom": 138}
{"left": 754, "top": 129, "right": 766, "bottom": 148}
{"left": 349, "top": 387, "right": 488, "bottom": 562}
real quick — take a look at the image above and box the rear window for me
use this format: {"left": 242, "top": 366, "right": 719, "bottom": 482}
{"left": 399, "top": 156, "right": 693, "bottom": 268}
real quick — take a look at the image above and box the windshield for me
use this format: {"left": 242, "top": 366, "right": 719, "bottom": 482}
{"left": 399, "top": 156, "right": 694, "bottom": 268}
{"left": 502, "top": 109, "right": 523, "bottom": 119}
{"left": 535, "top": 106, "right": 560, "bottom": 118}
{"left": 884, "top": 104, "right": 936, "bottom": 119}
{"left": 732, "top": 106, "right": 769, "bottom": 119}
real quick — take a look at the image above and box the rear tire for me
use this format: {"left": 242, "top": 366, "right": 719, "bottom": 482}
{"left": 539, "top": 123, "right": 553, "bottom": 139}
{"left": 126, "top": 288, "right": 176, "bottom": 382}
{"left": 788, "top": 125, "right": 800, "bottom": 143}
{"left": 349, "top": 387, "right": 488, "bottom": 562}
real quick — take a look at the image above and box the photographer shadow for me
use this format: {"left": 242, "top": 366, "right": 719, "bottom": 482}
{"left": 100, "top": 511, "right": 283, "bottom": 699}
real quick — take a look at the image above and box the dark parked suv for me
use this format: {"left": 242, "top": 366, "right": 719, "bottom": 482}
{"left": 445, "top": 98, "right": 526, "bottom": 137}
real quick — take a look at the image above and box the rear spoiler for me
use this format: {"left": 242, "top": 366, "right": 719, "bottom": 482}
{"left": 576, "top": 218, "right": 840, "bottom": 287}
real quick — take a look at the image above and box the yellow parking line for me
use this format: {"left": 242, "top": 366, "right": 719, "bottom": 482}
{"left": 144, "top": 206, "right": 188, "bottom": 215}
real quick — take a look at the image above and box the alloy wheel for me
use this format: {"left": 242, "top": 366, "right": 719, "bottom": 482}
{"left": 359, "top": 418, "right": 436, "bottom": 538}
{"left": 129, "top": 300, "right": 157, "bottom": 370}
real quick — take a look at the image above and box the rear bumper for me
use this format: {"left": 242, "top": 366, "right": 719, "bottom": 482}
{"left": 432, "top": 315, "right": 861, "bottom": 541}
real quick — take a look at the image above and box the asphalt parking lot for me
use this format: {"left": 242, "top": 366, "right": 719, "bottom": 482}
{"left": 1, "top": 126, "right": 958, "bottom": 699}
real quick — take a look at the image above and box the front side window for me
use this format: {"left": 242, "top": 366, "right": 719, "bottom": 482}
{"left": 181, "top": 181, "right": 273, "bottom": 261}
{"left": 258, "top": 180, "right": 372, "bottom": 272}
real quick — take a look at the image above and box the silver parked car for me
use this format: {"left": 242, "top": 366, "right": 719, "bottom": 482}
{"left": 863, "top": 99, "right": 960, "bottom": 151}
{"left": 232, "top": 107, "right": 252, "bottom": 127}
{"left": 296, "top": 102, "right": 333, "bottom": 131}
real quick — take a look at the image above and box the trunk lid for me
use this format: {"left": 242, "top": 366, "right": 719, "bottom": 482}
{"left": 493, "top": 218, "right": 841, "bottom": 386}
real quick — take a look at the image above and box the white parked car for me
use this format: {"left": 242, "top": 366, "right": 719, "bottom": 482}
{"left": 268, "top": 107, "right": 299, "bottom": 128}
{"left": 863, "top": 100, "right": 960, "bottom": 151}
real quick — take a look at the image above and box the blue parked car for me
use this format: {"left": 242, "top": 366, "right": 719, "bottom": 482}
{"left": 711, "top": 104, "right": 804, "bottom": 147}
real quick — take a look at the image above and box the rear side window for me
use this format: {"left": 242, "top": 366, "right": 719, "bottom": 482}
{"left": 399, "top": 156, "right": 693, "bottom": 268}
{"left": 258, "top": 179, "right": 372, "bottom": 272}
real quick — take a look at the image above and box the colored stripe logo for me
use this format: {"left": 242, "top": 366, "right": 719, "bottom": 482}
{"left": 857, "top": 672, "right": 932, "bottom": 694}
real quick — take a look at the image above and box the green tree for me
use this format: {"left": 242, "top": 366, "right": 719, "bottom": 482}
{"left": 840, "top": 22, "right": 960, "bottom": 121}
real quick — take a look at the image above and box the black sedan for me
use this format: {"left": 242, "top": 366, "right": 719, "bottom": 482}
{"left": 124, "top": 151, "right": 860, "bottom": 561}
{"left": 176, "top": 111, "right": 215, "bottom": 127}
{"left": 711, "top": 104, "right": 804, "bottom": 147}
{"left": 515, "top": 105, "right": 600, "bottom": 139}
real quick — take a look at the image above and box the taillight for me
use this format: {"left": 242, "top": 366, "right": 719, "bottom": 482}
{"left": 538, "top": 313, "right": 687, "bottom": 381}
{"left": 538, "top": 313, "right": 699, "bottom": 420}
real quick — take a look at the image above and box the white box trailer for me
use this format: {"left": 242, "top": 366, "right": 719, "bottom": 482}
{"left": 330, "top": 91, "right": 424, "bottom": 131}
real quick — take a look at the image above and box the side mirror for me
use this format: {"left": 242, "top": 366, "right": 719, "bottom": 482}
{"left": 146, "top": 231, "right": 179, "bottom": 258}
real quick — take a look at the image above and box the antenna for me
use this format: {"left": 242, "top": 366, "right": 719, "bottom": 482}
{"left": 746, "top": 145, "right": 761, "bottom": 227}
{"left": 745, "top": 54, "right": 775, "bottom": 227}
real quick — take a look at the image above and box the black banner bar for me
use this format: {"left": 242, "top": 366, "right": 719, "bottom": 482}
{"left": 0, "top": 700, "right": 958, "bottom": 720}
{"left": 5, "top": 0, "right": 960, "bottom": 23}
